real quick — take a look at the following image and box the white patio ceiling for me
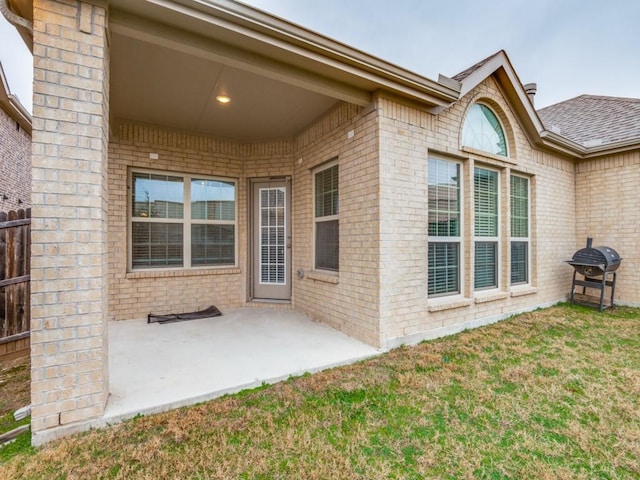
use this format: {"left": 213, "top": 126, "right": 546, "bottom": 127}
{"left": 110, "top": 31, "right": 342, "bottom": 141}
{"left": 107, "top": 1, "right": 459, "bottom": 142}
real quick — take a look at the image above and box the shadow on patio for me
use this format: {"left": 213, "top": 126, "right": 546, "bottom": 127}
{"left": 105, "top": 308, "right": 380, "bottom": 424}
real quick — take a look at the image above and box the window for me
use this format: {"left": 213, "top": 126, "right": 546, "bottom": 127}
{"left": 428, "top": 157, "right": 461, "bottom": 296}
{"left": 130, "top": 170, "right": 236, "bottom": 270}
{"left": 510, "top": 175, "right": 529, "bottom": 284}
{"left": 462, "top": 104, "right": 508, "bottom": 157}
{"left": 474, "top": 167, "right": 499, "bottom": 289}
{"left": 314, "top": 162, "right": 339, "bottom": 271}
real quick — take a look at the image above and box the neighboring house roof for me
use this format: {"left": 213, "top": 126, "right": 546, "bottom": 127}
{"left": 0, "top": 61, "right": 31, "bottom": 134}
{"left": 538, "top": 95, "right": 640, "bottom": 148}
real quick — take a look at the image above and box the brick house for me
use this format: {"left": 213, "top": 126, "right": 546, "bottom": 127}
{"left": 0, "top": 61, "right": 31, "bottom": 211}
{"left": 5, "top": 0, "right": 639, "bottom": 444}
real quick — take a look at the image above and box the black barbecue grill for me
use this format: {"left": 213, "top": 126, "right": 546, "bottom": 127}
{"left": 566, "top": 238, "right": 621, "bottom": 310}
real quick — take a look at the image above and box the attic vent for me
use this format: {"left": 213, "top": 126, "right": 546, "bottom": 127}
{"left": 583, "top": 139, "right": 603, "bottom": 148}
{"left": 523, "top": 83, "right": 537, "bottom": 104}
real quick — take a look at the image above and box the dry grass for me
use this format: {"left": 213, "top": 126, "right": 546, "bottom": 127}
{"left": 1, "top": 304, "right": 639, "bottom": 479}
{"left": 0, "top": 355, "right": 30, "bottom": 419}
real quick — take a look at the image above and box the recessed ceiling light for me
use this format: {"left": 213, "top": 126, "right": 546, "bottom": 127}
{"left": 216, "top": 95, "right": 231, "bottom": 104}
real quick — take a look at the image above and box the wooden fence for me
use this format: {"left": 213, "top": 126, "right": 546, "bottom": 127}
{"left": 0, "top": 208, "right": 31, "bottom": 361}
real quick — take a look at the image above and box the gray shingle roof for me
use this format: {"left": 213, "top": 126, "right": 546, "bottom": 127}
{"left": 538, "top": 95, "right": 640, "bottom": 147}
{"left": 451, "top": 51, "right": 504, "bottom": 82}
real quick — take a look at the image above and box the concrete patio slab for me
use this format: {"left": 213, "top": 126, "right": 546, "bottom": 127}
{"left": 105, "top": 308, "right": 379, "bottom": 423}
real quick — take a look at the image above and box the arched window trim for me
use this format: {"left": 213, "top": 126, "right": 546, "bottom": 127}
{"left": 462, "top": 103, "right": 509, "bottom": 157}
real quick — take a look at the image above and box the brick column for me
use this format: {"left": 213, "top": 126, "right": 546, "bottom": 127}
{"left": 30, "top": 0, "right": 110, "bottom": 444}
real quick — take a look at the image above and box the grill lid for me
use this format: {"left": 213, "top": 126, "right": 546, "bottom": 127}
{"left": 566, "top": 238, "right": 622, "bottom": 275}
{"left": 570, "top": 245, "right": 620, "bottom": 267}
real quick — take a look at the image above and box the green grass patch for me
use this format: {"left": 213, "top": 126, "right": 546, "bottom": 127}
{"left": 1, "top": 305, "right": 639, "bottom": 479}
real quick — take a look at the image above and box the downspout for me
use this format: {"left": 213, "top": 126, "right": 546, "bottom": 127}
{"left": 0, "top": 0, "right": 33, "bottom": 34}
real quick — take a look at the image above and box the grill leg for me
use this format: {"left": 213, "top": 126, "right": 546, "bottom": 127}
{"left": 599, "top": 274, "right": 607, "bottom": 311}
{"left": 570, "top": 270, "right": 577, "bottom": 305}
{"left": 610, "top": 272, "right": 617, "bottom": 308}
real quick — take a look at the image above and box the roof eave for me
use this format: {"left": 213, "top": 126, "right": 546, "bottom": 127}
{"left": 581, "top": 139, "right": 640, "bottom": 158}
{"left": 6, "top": 0, "right": 34, "bottom": 51}
{"left": 0, "top": 62, "right": 31, "bottom": 133}
{"left": 539, "top": 130, "right": 586, "bottom": 157}
{"left": 110, "top": 0, "right": 460, "bottom": 107}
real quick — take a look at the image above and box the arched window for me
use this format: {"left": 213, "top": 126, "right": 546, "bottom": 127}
{"left": 462, "top": 104, "right": 508, "bottom": 157}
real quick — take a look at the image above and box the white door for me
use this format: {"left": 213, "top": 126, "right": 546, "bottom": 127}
{"left": 252, "top": 179, "right": 291, "bottom": 300}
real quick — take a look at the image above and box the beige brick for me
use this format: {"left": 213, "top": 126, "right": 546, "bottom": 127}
{"left": 31, "top": 0, "right": 110, "bottom": 438}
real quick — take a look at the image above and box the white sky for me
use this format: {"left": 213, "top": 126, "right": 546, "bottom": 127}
{"left": 1, "top": 0, "right": 639, "bottom": 114}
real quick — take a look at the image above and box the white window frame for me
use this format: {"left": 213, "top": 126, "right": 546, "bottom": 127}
{"left": 313, "top": 160, "right": 339, "bottom": 273}
{"left": 128, "top": 168, "right": 238, "bottom": 272}
{"left": 462, "top": 103, "right": 509, "bottom": 157}
{"left": 473, "top": 166, "right": 500, "bottom": 291}
{"left": 510, "top": 174, "right": 530, "bottom": 286}
{"left": 427, "top": 156, "right": 463, "bottom": 297}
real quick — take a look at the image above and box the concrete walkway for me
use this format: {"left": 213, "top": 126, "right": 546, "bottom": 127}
{"left": 105, "top": 308, "right": 379, "bottom": 423}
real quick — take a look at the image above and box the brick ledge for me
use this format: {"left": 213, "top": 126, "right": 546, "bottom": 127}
{"left": 126, "top": 267, "right": 241, "bottom": 279}
{"left": 510, "top": 286, "right": 538, "bottom": 297}
{"left": 306, "top": 270, "right": 339, "bottom": 284}
{"left": 427, "top": 297, "right": 472, "bottom": 312}
{"left": 474, "top": 291, "right": 510, "bottom": 304}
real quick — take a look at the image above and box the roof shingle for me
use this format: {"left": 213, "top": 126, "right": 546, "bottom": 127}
{"left": 451, "top": 50, "right": 504, "bottom": 82}
{"left": 538, "top": 95, "right": 640, "bottom": 146}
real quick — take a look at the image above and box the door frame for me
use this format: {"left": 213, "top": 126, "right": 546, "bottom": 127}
{"left": 248, "top": 177, "right": 292, "bottom": 301}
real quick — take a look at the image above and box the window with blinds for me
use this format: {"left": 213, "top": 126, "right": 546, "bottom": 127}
{"left": 510, "top": 175, "right": 529, "bottom": 284}
{"left": 474, "top": 167, "right": 499, "bottom": 289}
{"left": 314, "top": 162, "right": 339, "bottom": 272}
{"left": 130, "top": 170, "right": 236, "bottom": 270}
{"left": 428, "top": 157, "right": 461, "bottom": 296}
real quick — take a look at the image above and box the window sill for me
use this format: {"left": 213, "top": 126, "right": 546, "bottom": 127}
{"left": 306, "top": 270, "right": 339, "bottom": 284}
{"left": 427, "top": 296, "right": 472, "bottom": 312}
{"left": 510, "top": 286, "right": 538, "bottom": 297}
{"left": 474, "top": 291, "right": 509, "bottom": 304}
{"left": 126, "top": 267, "right": 241, "bottom": 279}
{"left": 461, "top": 146, "right": 517, "bottom": 165}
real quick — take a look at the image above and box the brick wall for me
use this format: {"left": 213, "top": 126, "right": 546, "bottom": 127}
{"left": 107, "top": 102, "right": 383, "bottom": 348}
{"left": 575, "top": 150, "right": 640, "bottom": 305}
{"left": 0, "top": 106, "right": 31, "bottom": 210}
{"left": 30, "top": 0, "right": 110, "bottom": 444}
{"left": 292, "top": 103, "right": 381, "bottom": 346}
{"left": 377, "top": 78, "right": 577, "bottom": 348}
{"left": 108, "top": 124, "right": 297, "bottom": 319}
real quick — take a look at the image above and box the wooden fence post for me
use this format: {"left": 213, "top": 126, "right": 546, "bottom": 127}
{"left": 0, "top": 208, "right": 31, "bottom": 360}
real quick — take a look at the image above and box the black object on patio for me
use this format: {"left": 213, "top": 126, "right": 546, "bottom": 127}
{"left": 566, "top": 238, "right": 621, "bottom": 311}
{"left": 148, "top": 305, "right": 222, "bottom": 324}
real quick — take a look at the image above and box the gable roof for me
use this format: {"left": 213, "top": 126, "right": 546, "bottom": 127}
{"left": 538, "top": 95, "right": 640, "bottom": 148}
{"left": 452, "top": 51, "right": 504, "bottom": 82}
{"left": 6, "top": 0, "right": 639, "bottom": 156}
{"left": 451, "top": 51, "right": 640, "bottom": 157}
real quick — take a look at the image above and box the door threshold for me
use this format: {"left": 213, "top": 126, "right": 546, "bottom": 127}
{"left": 247, "top": 299, "right": 292, "bottom": 309}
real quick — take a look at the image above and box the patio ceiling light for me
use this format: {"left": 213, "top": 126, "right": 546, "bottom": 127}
{"left": 216, "top": 95, "right": 231, "bottom": 104}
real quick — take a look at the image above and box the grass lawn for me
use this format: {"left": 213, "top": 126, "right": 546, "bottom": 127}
{"left": 0, "top": 354, "right": 32, "bottom": 465}
{"left": 1, "top": 304, "right": 639, "bottom": 479}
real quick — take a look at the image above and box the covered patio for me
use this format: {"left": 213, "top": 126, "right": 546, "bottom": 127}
{"left": 105, "top": 308, "right": 379, "bottom": 424}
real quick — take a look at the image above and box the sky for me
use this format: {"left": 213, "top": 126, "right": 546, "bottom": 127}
{"left": 1, "top": 0, "right": 639, "bottom": 114}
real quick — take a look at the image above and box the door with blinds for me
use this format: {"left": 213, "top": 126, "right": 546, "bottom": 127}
{"left": 251, "top": 179, "right": 292, "bottom": 300}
